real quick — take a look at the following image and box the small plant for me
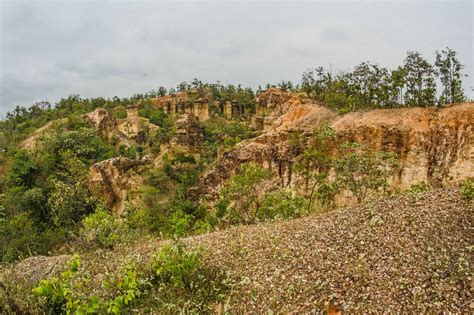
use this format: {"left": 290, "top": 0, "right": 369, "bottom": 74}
{"left": 107, "top": 264, "right": 141, "bottom": 314}
{"left": 460, "top": 178, "right": 473, "bottom": 200}
{"left": 32, "top": 255, "right": 83, "bottom": 313}
{"left": 408, "top": 181, "right": 429, "bottom": 194}
{"left": 257, "top": 189, "right": 308, "bottom": 221}
{"left": 150, "top": 241, "right": 202, "bottom": 289}
{"left": 79, "top": 206, "right": 123, "bottom": 248}
{"left": 149, "top": 240, "right": 233, "bottom": 312}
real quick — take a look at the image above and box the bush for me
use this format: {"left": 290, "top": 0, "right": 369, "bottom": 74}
{"left": 80, "top": 207, "right": 123, "bottom": 248}
{"left": 460, "top": 178, "right": 473, "bottom": 200}
{"left": 408, "top": 181, "right": 429, "bottom": 194}
{"left": 335, "top": 143, "right": 398, "bottom": 203}
{"left": 257, "top": 189, "right": 307, "bottom": 221}
{"left": 150, "top": 241, "right": 202, "bottom": 289}
{"left": 47, "top": 178, "right": 94, "bottom": 227}
{"left": 0, "top": 212, "right": 38, "bottom": 263}
{"left": 112, "top": 106, "right": 128, "bottom": 119}
{"left": 32, "top": 255, "right": 84, "bottom": 314}
{"left": 220, "top": 163, "right": 272, "bottom": 223}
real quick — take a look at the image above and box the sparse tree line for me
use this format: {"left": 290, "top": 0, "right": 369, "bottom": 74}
{"left": 299, "top": 48, "right": 467, "bottom": 111}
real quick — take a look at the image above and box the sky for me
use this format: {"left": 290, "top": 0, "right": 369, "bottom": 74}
{"left": 0, "top": 0, "right": 472, "bottom": 117}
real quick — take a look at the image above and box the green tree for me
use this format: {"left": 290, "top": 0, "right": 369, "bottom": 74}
{"left": 403, "top": 51, "right": 437, "bottom": 106}
{"left": 435, "top": 47, "right": 466, "bottom": 104}
{"left": 295, "top": 125, "right": 338, "bottom": 208}
{"left": 220, "top": 163, "right": 272, "bottom": 222}
{"left": 334, "top": 143, "right": 398, "bottom": 203}
{"left": 8, "top": 150, "right": 38, "bottom": 188}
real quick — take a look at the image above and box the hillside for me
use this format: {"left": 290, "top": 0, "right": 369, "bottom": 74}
{"left": 1, "top": 188, "right": 472, "bottom": 312}
{"left": 0, "top": 82, "right": 473, "bottom": 313}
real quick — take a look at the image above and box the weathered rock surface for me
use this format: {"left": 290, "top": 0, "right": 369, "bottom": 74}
{"left": 253, "top": 88, "right": 308, "bottom": 130}
{"left": 191, "top": 102, "right": 474, "bottom": 202}
{"left": 83, "top": 108, "right": 117, "bottom": 138}
{"left": 88, "top": 157, "right": 148, "bottom": 215}
{"left": 171, "top": 113, "right": 203, "bottom": 151}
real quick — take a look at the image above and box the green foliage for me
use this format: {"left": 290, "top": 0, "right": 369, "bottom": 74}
{"left": 403, "top": 51, "right": 437, "bottom": 106}
{"left": 80, "top": 207, "right": 123, "bottom": 249}
{"left": 151, "top": 241, "right": 202, "bottom": 289}
{"left": 435, "top": 47, "right": 466, "bottom": 104}
{"left": 106, "top": 265, "right": 141, "bottom": 314}
{"left": 202, "top": 118, "right": 255, "bottom": 162}
{"left": 335, "top": 143, "right": 398, "bottom": 203}
{"left": 257, "top": 189, "right": 308, "bottom": 221}
{"left": 147, "top": 240, "right": 232, "bottom": 312}
{"left": 47, "top": 177, "right": 94, "bottom": 227}
{"left": 138, "top": 102, "right": 175, "bottom": 146}
{"left": 33, "top": 255, "right": 141, "bottom": 314}
{"left": 408, "top": 181, "right": 429, "bottom": 194}
{"left": 7, "top": 150, "right": 38, "bottom": 187}
{"left": 220, "top": 163, "right": 272, "bottom": 223}
{"left": 295, "top": 125, "right": 338, "bottom": 208}
{"left": 169, "top": 211, "right": 193, "bottom": 237}
{"left": 111, "top": 106, "right": 128, "bottom": 119}
{"left": 32, "top": 255, "right": 83, "bottom": 314}
{"left": 460, "top": 179, "right": 473, "bottom": 200}
{"left": 0, "top": 212, "right": 38, "bottom": 263}
{"left": 42, "top": 127, "right": 117, "bottom": 164}
{"left": 301, "top": 48, "right": 466, "bottom": 111}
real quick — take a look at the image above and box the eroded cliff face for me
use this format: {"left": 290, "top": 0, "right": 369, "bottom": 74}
{"left": 88, "top": 157, "right": 149, "bottom": 215}
{"left": 191, "top": 98, "right": 474, "bottom": 203}
{"left": 85, "top": 107, "right": 159, "bottom": 147}
{"left": 332, "top": 104, "right": 474, "bottom": 188}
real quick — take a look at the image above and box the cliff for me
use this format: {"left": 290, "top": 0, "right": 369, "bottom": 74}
{"left": 191, "top": 96, "right": 473, "bottom": 202}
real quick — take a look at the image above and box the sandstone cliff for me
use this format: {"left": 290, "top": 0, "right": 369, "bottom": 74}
{"left": 88, "top": 156, "right": 149, "bottom": 215}
{"left": 191, "top": 98, "right": 473, "bottom": 203}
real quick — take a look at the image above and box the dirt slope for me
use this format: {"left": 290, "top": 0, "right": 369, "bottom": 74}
{"left": 2, "top": 188, "right": 472, "bottom": 313}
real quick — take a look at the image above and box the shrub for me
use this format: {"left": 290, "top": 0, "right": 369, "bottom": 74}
{"left": 220, "top": 163, "right": 272, "bottom": 223}
{"left": 335, "top": 143, "right": 398, "bottom": 203}
{"left": 0, "top": 212, "right": 38, "bottom": 263}
{"left": 32, "top": 255, "right": 84, "bottom": 314}
{"left": 150, "top": 241, "right": 202, "bottom": 289}
{"left": 257, "top": 189, "right": 308, "bottom": 221}
{"left": 169, "top": 211, "right": 193, "bottom": 237}
{"left": 460, "top": 178, "right": 473, "bottom": 200}
{"left": 80, "top": 207, "right": 123, "bottom": 248}
{"left": 408, "top": 181, "right": 429, "bottom": 194}
{"left": 112, "top": 106, "right": 128, "bottom": 119}
{"left": 106, "top": 264, "right": 141, "bottom": 314}
{"left": 47, "top": 178, "right": 93, "bottom": 227}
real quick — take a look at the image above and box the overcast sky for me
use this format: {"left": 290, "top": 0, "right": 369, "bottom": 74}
{"left": 0, "top": 0, "right": 472, "bottom": 117}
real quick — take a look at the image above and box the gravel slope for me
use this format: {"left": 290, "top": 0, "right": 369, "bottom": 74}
{"left": 191, "top": 188, "right": 473, "bottom": 312}
{"left": 2, "top": 189, "right": 472, "bottom": 313}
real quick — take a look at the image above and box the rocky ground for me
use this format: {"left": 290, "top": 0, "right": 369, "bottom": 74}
{"left": 1, "top": 188, "right": 472, "bottom": 313}
{"left": 192, "top": 188, "right": 473, "bottom": 312}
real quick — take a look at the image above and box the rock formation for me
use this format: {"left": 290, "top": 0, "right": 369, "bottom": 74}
{"left": 171, "top": 113, "right": 203, "bottom": 152}
{"left": 88, "top": 157, "right": 148, "bottom": 215}
{"left": 83, "top": 108, "right": 117, "bottom": 138}
{"left": 191, "top": 101, "right": 474, "bottom": 203}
